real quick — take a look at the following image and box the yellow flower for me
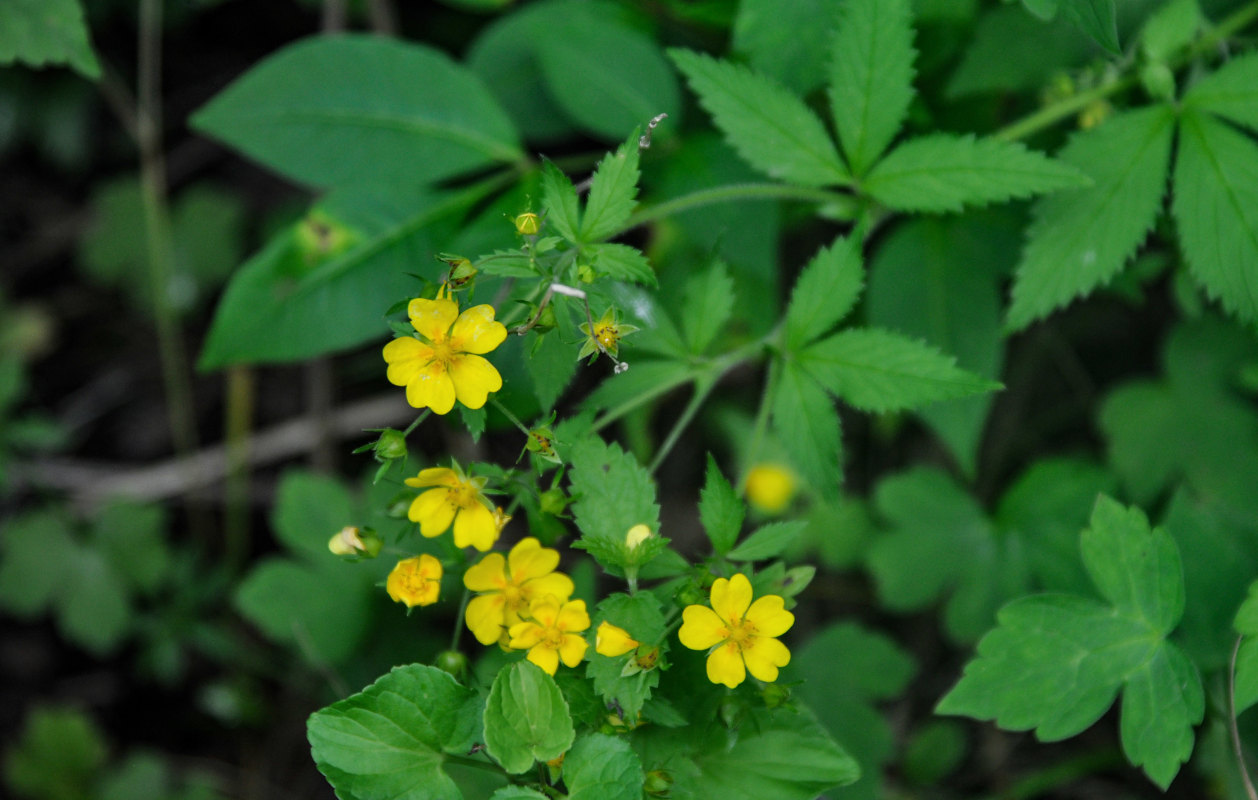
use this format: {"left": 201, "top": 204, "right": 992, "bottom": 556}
{"left": 327, "top": 525, "right": 382, "bottom": 558}
{"left": 463, "top": 538, "right": 575, "bottom": 645}
{"left": 405, "top": 467, "right": 498, "bottom": 551}
{"left": 508, "top": 595, "right": 590, "bottom": 675}
{"left": 678, "top": 573, "right": 794, "bottom": 688}
{"left": 595, "top": 621, "right": 640, "bottom": 657}
{"left": 743, "top": 463, "right": 798, "bottom": 515}
{"left": 383, "top": 287, "right": 507, "bottom": 415}
{"left": 386, "top": 554, "right": 442, "bottom": 608}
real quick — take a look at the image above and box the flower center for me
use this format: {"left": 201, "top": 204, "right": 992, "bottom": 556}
{"left": 429, "top": 338, "right": 456, "bottom": 365}
{"left": 542, "top": 627, "right": 565, "bottom": 649}
{"left": 595, "top": 325, "right": 618, "bottom": 350}
{"left": 502, "top": 584, "right": 523, "bottom": 610}
{"left": 447, "top": 484, "right": 480, "bottom": 510}
{"left": 724, "top": 618, "right": 756, "bottom": 649}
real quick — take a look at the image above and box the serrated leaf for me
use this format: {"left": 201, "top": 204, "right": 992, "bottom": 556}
{"left": 1184, "top": 53, "right": 1258, "bottom": 134}
{"left": 563, "top": 734, "right": 644, "bottom": 800}
{"left": 525, "top": 329, "right": 577, "bottom": 414}
{"left": 771, "top": 362, "right": 842, "bottom": 497}
{"left": 863, "top": 134, "right": 1089, "bottom": 213}
{"left": 727, "top": 521, "right": 807, "bottom": 561}
{"left": 784, "top": 236, "right": 863, "bottom": 351}
{"left": 308, "top": 664, "right": 479, "bottom": 800}
{"left": 568, "top": 437, "right": 660, "bottom": 571}
{"left": 682, "top": 260, "right": 735, "bottom": 355}
{"left": 938, "top": 495, "right": 1202, "bottom": 788}
{"left": 586, "top": 243, "right": 656, "bottom": 286}
{"left": 1007, "top": 106, "right": 1174, "bottom": 330}
{"left": 484, "top": 662, "right": 575, "bottom": 773}
{"left": 0, "top": 0, "right": 100, "bottom": 79}
{"left": 670, "top": 49, "right": 850, "bottom": 187}
{"left": 1060, "top": 0, "right": 1119, "bottom": 54}
{"left": 699, "top": 454, "right": 744, "bottom": 555}
{"left": 581, "top": 136, "right": 641, "bottom": 243}
{"left": 541, "top": 160, "right": 581, "bottom": 242}
{"left": 1173, "top": 110, "right": 1258, "bottom": 323}
{"left": 191, "top": 36, "right": 521, "bottom": 189}
{"left": 800, "top": 328, "right": 1001, "bottom": 413}
{"left": 828, "top": 0, "right": 916, "bottom": 175}
{"left": 732, "top": 0, "right": 843, "bottom": 95}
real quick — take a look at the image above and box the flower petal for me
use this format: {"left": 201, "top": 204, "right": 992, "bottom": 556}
{"left": 523, "top": 572, "right": 574, "bottom": 605}
{"left": 452, "top": 502, "right": 498, "bottom": 551}
{"left": 406, "top": 362, "right": 456, "bottom": 414}
{"left": 508, "top": 538, "right": 559, "bottom": 581}
{"left": 527, "top": 644, "right": 560, "bottom": 675}
{"left": 450, "top": 305, "right": 508, "bottom": 354}
{"left": 465, "top": 594, "right": 506, "bottom": 645}
{"left": 464, "top": 552, "right": 506, "bottom": 591}
{"left": 408, "top": 297, "right": 459, "bottom": 341}
{"left": 679, "top": 605, "right": 728, "bottom": 651}
{"left": 449, "top": 354, "right": 502, "bottom": 410}
{"left": 528, "top": 596, "right": 561, "bottom": 627}
{"left": 742, "top": 636, "right": 790, "bottom": 682}
{"left": 596, "top": 622, "right": 639, "bottom": 657}
{"left": 409, "top": 488, "right": 455, "bottom": 536}
{"left": 556, "top": 599, "right": 589, "bottom": 633}
{"left": 744, "top": 595, "right": 795, "bottom": 638}
{"left": 404, "top": 467, "right": 460, "bottom": 488}
{"left": 706, "top": 642, "right": 747, "bottom": 688}
{"left": 710, "top": 573, "right": 753, "bottom": 623}
{"left": 383, "top": 337, "right": 431, "bottom": 386}
{"left": 558, "top": 633, "right": 588, "bottom": 667}
{"left": 508, "top": 620, "right": 544, "bottom": 649}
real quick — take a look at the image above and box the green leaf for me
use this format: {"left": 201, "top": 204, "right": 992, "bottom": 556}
{"left": 727, "top": 521, "right": 807, "bottom": 562}
{"left": 789, "top": 622, "right": 916, "bottom": 800}
{"left": 681, "top": 260, "right": 734, "bottom": 355}
{"left": 800, "top": 328, "right": 1001, "bottom": 413}
{"left": 541, "top": 160, "right": 581, "bottom": 243}
{"left": 563, "top": 734, "right": 644, "bottom": 800}
{"left": 525, "top": 329, "right": 577, "bottom": 414}
{"left": 488, "top": 788, "right": 549, "bottom": 800}
{"left": 828, "top": 0, "right": 916, "bottom": 175}
{"left": 771, "top": 362, "right": 843, "bottom": 497}
{"left": 938, "top": 496, "right": 1202, "bottom": 789}
{"left": 484, "top": 661, "right": 575, "bottom": 774}
{"left": 191, "top": 36, "right": 521, "bottom": 190}
{"left": 57, "top": 547, "right": 131, "bottom": 655}
{"left": 866, "top": 212, "right": 1014, "bottom": 476}
{"left": 1007, "top": 106, "right": 1175, "bottom": 330}
{"left": 97, "top": 753, "right": 172, "bottom": 800}
{"left": 198, "top": 183, "right": 474, "bottom": 368}
{"left": 308, "top": 664, "right": 480, "bottom": 800}
{"left": 568, "top": 437, "right": 660, "bottom": 571}
{"left": 581, "top": 136, "right": 641, "bottom": 243}
{"left": 863, "top": 134, "right": 1089, "bottom": 213}
{"left": 587, "top": 243, "right": 656, "bottom": 286}
{"left": 902, "top": 721, "right": 967, "bottom": 786}
{"left": 4, "top": 708, "right": 106, "bottom": 800}
{"left": 732, "top": 0, "right": 843, "bottom": 95}
{"left": 669, "top": 50, "right": 850, "bottom": 187}
{"left": 0, "top": 510, "right": 75, "bottom": 617}
{"left": 783, "top": 236, "right": 863, "bottom": 352}
{"left": 868, "top": 467, "right": 1029, "bottom": 642}
{"left": 1184, "top": 52, "right": 1258, "bottom": 134}
{"left": 947, "top": 6, "right": 1093, "bottom": 97}
{"left": 234, "top": 559, "right": 371, "bottom": 665}
{"left": 532, "top": 1, "right": 681, "bottom": 141}
{"left": 91, "top": 501, "right": 170, "bottom": 596}
{"left": 587, "top": 594, "right": 666, "bottom": 718}
{"left": 272, "top": 470, "right": 356, "bottom": 562}
{"left": 1173, "top": 110, "right": 1258, "bottom": 323}
{"left": 1060, "top": 0, "right": 1120, "bottom": 54}
{"left": 1140, "top": 0, "right": 1200, "bottom": 61}
{"left": 1232, "top": 581, "right": 1258, "bottom": 713}
{"left": 698, "top": 454, "right": 744, "bottom": 555}
{"left": 0, "top": 0, "right": 100, "bottom": 79}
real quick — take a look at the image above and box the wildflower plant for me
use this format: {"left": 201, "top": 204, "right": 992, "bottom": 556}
{"left": 175, "top": 0, "right": 1258, "bottom": 796}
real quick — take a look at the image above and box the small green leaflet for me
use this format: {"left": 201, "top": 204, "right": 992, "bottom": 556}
{"left": 562, "top": 734, "right": 644, "bottom": 800}
{"left": 783, "top": 236, "right": 863, "bottom": 352}
{"left": 862, "top": 134, "right": 1089, "bottom": 214}
{"left": 732, "top": 0, "right": 844, "bottom": 95}
{"left": 308, "top": 664, "right": 481, "bottom": 800}
{"left": 568, "top": 436, "right": 661, "bottom": 572}
{"left": 771, "top": 362, "right": 843, "bottom": 498}
{"left": 484, "top": 661, "right": 575, "bottom": 774}
{"left": 1006, "top": 106, "right": 1174, "bottom": 331}
{"left": 681, "top": 260, "right": 735, "bottom": 355}
{"left": 1184, "top": 52, "right": 1258, "bottom": 134}
{"left": 828, "top": 0, "right": 916, "bottom": 175}
{"left": 669, "top": 49, "right": 850, "bottom": 187}
{"left": 0, "top": 0, "right": 100, "bottom": 79}
{"left": 698, "top": 454, "right": 744, "bottom": 555}
{"left": 581, "top": 135, "right": 641, "bottom": 243}
{"left": 541, "top": 160, "right": 581, "bottom": 243}
{"left": 1059, "top": 0, "right": 1120, "bottom": 55}
{"left": 587, "top": 243, "right": 656, "bottom": 286}
{"left": 1139, "top": 0, "right": 1200, "bottom": 62}
{"left": 1172, "top": 110, "right": 1258, "bottom": 323}
{"left": 798, "top": 328, "right": 1001, "bottom": 414}
{"left": 727, "top": 521, "right": 807, "bottom": 562}
{"left": 937, "top": 496, "right": 1203, "bottom": 790}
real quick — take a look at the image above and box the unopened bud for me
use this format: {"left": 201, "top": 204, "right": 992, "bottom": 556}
{"left": 644, "top": 769, "right": 674, "bottom": 796}
{"left": 625, "top": 524, "right": 652, "bottom": 550}
{"left": 374, "top": 429, "right": 408, "bottom": 461}
{"left": 514, "top": 212, "right": 540, "bottom": 235}
{"left": 328, "top": 526, "right": 382, "bottom": 558}
{"left": 539, "top": 488, "right": 568, "bottom": 516}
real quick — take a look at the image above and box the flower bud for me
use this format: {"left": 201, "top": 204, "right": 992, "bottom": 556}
{"left": 539, "top": 488, "right": 568, "bottom": 516}
{"left": 760, "top": 683, "right": 791, "bottom": 709}
{"left": 743, "top": 463, "right": 797, "bottom": 515}
{"left": 625, "top": 524, "right": 652, "bottom": 551}
{"left": 514, "top": 212, "right": 540, "bottom": 235}
{"left": 328, "top": 526, "right": 382, "bottom": 558}
{"left": 595, "top": 621, "right": 639, "bottom": 657}
{"left": 644, "top": 770, "right": 674, "bottom": 796}
{"left": 434, "top": 650, "right": 468, "bottom": 679}
{"left": 374, "top": 428, "right": 408, "bottom": 461}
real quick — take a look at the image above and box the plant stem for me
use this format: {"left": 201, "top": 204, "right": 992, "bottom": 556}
{"left": 995, "top": 0, "right": 1258, "bottom": 142}
{"left": 990, "top": 748, "right": 1124, "bottom": 800}
{"left": 742, "top": 346, "right": 780, "bottom": 481}
{"left": 450, "top": 587, "right": 471, "bottom": 652}
{"left": 648, "top": 373, "right": 717, "bottom": 475}
{"left": 223, "top": 366, "right": 254, "bottom": 573}
{"left": 490, "top": 396, "right": 533, "bottom": 437}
